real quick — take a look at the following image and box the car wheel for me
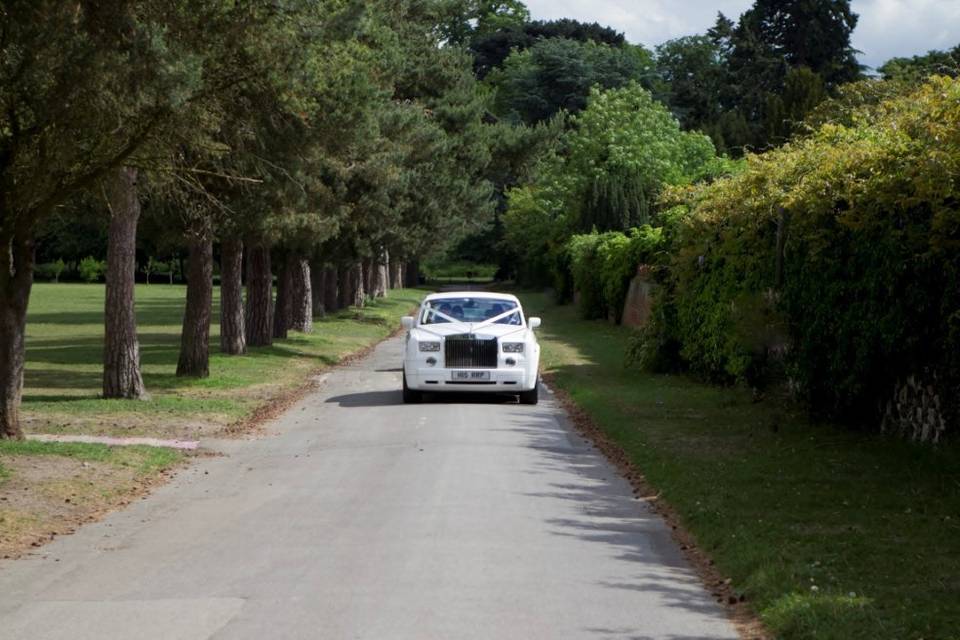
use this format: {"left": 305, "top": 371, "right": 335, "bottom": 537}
{"left": 402, "top": 372, "right": 422, "bottom": 404}
{"left": 519, "top": 379, "right": 539, "bottom": 405}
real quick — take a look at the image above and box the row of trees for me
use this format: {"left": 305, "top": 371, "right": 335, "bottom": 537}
{"left": 449, "top": 0, "right": 862, "bottom": 154}
{"left": 0, "top": 0, "right": 525, "bottom": 439}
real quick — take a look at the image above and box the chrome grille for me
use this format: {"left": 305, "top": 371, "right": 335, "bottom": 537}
{"left": 444, "top": 335, "right": 498, "bottom": 369}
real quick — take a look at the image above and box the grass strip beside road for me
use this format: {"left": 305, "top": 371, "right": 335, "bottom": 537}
{"left": 0, "top": 439, "right": 184, "bottom": 558}
{"left": 520, "top": 291, "right": 960, "bottom": 640}
{"left": 23, "top": 283, "right": 427, "bottom": 439}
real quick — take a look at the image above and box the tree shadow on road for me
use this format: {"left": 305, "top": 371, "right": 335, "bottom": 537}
{"left": 325, "top": 390, "right": 520, "bottom": 407}
{"left": 493, "top": 404, "right": 737, "bottom": 638}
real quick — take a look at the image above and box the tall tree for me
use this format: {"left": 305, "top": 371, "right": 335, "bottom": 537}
{"left": 487, "top": 38, "right": 656, "bottom": 124}
{"left": 725, "top": 0, "right": 862, "bottom": 149}
{"left": 468, "top": 17, "right": 626, "bottom": 78}
{"left": 0, "top": 1, "right": 210, "bottom": 434}
{"left": 656, "top": 36, "right": 727, "bottom": 137}
{"left": 739, "top": 0, "right": 861, "bottom": 88}
{"left": 102, "top": 167, "right": 148, "bottom": 398}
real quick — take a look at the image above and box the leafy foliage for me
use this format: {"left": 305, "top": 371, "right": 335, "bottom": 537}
{"left": 502, "top": 83, "right": 733, "bottom": 294}
{"left": 486, "top": 39, "right": 655, "bottom": 124}
{"left": 467, "top": 17, "right": 626, "bottom": 78}
{"left": 650, "top": 77, "right": 960, "bottom": 428}
{"left": 878, "top": 45, "right": 960, "bottom": 82}
{"left": 566, "top": 227, "right": 665, "bottom": 321}
{"left": 78, "top": 257, "right": 106, "bottom": 283}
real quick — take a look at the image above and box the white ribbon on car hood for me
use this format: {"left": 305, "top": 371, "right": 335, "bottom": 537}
{"left": 414, "top": 306, "right": 527, "bottom": 339}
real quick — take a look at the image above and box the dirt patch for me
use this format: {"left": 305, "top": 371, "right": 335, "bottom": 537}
{"left": 0, "top": 455, "right": 180, "bottom": 559}
{"left": 544, "top": 373, "right": 770, "bottom": 640}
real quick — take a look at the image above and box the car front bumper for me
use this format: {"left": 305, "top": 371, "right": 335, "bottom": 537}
{"left": 404, "top": 364, "right": 538, "bottom": 392}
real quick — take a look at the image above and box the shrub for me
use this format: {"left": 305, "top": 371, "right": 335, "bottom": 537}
{"left": 78, "top": 256, "right": 105, "bottom": 283}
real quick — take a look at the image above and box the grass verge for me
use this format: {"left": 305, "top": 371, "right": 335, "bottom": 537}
{"left": 23, "top": 283, "right": 427, "bottom": 438}
{"left": 0, "top": 440, "right": 184, "bottom": 558}
{"left": 520, "top": 291, "right": 960, "bottom": 640}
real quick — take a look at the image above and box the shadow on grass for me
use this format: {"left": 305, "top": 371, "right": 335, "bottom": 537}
{"left": 21, "top": 394, "right": 101, "bottom": 403}
{"left": 26, "top": 334, "right": 183, "bottom": 367}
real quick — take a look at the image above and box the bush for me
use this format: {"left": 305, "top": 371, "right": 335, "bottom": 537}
{"left": 625, "top": 288, "right": 682, "bottom": 372}
{"left": 78, "top": 256, "right": 105, "bottom": 283}
{"left": 649, "top": 76, "right": 960, "bottom": 431}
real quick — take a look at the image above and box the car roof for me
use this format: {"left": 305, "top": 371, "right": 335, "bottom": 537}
{"left": 423, "top": 291, "right": 520, "bottom": 303}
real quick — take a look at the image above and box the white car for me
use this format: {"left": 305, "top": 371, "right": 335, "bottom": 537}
{"left": 400, "top": 292, "right": 542, "bottom": 404}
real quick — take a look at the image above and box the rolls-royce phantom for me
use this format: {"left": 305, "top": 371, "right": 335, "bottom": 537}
{"left": 400, "top": 292, "right": 541, "bottom": 404}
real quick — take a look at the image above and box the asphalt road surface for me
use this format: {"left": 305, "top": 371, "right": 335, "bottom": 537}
{"left": 0, "top": 336, "right": 739, "bottom": 640}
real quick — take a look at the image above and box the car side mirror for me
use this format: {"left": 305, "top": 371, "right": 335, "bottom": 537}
{"left": 401, "top": 316, "right": 415, "bottom": 330}
{"left": 528, "top": 317, "right": 541, "bottom": 329}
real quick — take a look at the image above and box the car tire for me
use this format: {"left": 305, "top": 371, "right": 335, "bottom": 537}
{"left": 519, "top": 379, "right": 539, "bottom": 405}
{"left": 402, "top": 372, "right": 422, "bottom": 404}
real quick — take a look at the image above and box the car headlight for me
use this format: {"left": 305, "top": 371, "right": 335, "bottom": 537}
{"left": 418, "top": 341, "right": 441, "bottom": 352}
{"left": 502, "top": 342, "right": 524, "bottom": 353}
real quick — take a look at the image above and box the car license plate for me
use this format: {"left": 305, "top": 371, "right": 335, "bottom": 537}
{"left": 452, "top": 371, "right": 491, "bottom": 381}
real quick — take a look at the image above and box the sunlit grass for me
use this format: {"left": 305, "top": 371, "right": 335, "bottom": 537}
{"left": 23, "top": 283, "right": 426, "bottom": 437}
{"left": 0, "top": 439, "right": 183, "bottom": 473}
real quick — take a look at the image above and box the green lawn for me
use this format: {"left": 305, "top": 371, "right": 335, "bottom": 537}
{"left": 23, "top": 283, "right": 426, "bottom": 437}
{"left": 521, "top": 291, "right": 960, "bottom": 640}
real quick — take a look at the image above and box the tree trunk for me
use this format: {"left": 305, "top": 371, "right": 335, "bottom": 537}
{"left": 176, "top": 218, "right": 213, "bottom": 377}
{"left": 372, "top": 250, "right": 388, "bottom": 298}
{"left": 362, "top": 258, "right": 373, "bottom": 302}
{"left": 245, "top": 240, "right": 273, "bottom": 347}
{"left": 337, "top": 265, "right": 350, "bottom": 310}
{"left": 290, "top": 257, "right": 312, "bottom": 333}
{"left": 102, "top": 166, "right": 148, "bottom": 400}
{"left": 324, "top": 266, "right": 339, "bottom": 313}
{"left": 219, "top": 238, "right": 246, "bottom": 355}
{"left": 405, "top": 260, "right": 419, "bottom": 288}
{"left": 390, "top": 259, "right": 404, "bottom": 290}
{"left": 273, "top": 251, "right": 292, "bottom": 340}
{"left": 309, "top": 260, "right": 325, "bottom": 318}
{"left": 0, "top": 230, "right": 34, "bottom": 439}
{"left": 352, "top": 262, "right": 366, "bottom": 308}
{"left": 340, "top": 262, "right": 365, "bottom": 309}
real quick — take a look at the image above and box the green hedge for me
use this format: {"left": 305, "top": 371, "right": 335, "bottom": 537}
{"left": 566, "top": 226, "right": 665, "bottom": 321}
{"left": 648, "top": 76, "right": 960, "bottom": 429}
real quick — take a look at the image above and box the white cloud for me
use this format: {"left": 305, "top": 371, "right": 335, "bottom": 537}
{"left": 852, "top": 0, "right": 960, "bottom": 68}
{"left": 523, "top": 0, "right": 960, "bottom": 68}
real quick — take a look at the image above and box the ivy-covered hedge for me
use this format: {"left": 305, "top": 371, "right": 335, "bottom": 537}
{"left": 566, "top": 226, "right": 665, "bottom": 321}
{"left": 649, "top": 76, "right": 960, "bottom": 431}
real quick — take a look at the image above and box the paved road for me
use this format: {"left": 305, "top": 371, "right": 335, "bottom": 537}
{"left": 0, "top": 336, "right": 739, "bottom": 640}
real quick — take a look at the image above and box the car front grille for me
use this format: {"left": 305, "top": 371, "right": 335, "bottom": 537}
{"left": 444, "top": 335, "right": 498, "bottom": 369}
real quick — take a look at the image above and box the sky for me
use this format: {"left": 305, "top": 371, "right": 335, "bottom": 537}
{"left": 522, "top": 0, "right": 960, "bottom": 70}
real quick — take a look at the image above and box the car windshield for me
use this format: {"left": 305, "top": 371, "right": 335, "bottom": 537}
{"left": 421, "top": 297, "right": 522, "bottom": 325}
